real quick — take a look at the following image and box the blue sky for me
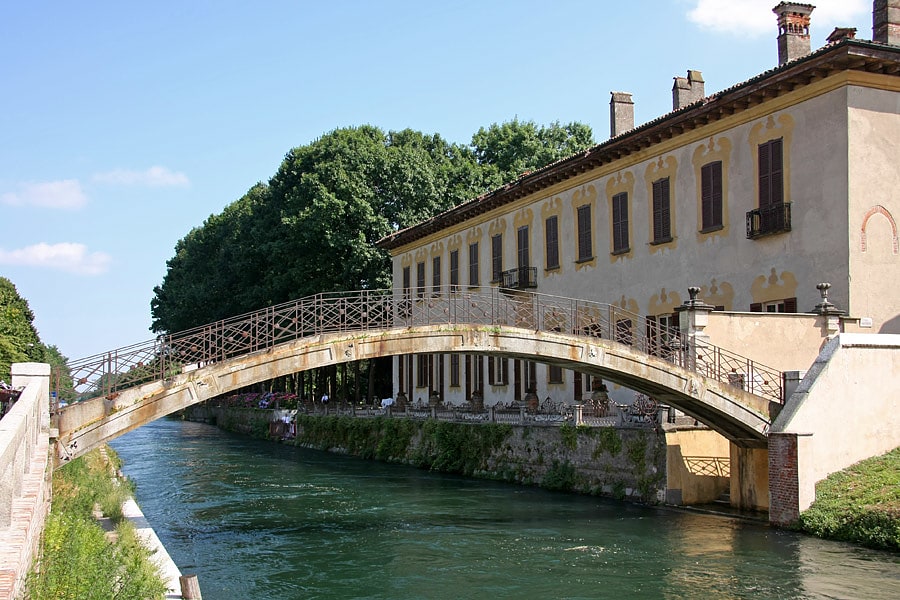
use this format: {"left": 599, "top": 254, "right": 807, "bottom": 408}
{"left": 0, "top": 0, "right": 871, "bottom": 361}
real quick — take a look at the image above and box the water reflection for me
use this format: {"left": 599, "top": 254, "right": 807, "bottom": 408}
{"left": 111, "top": 420, "right": 900, "bottom": 600}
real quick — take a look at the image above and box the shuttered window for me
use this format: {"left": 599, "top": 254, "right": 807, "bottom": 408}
{"left": 576, "top": 204, "right": 592, "bottom": 261}
{"left": 449, "top": 249, "right": 459, "bottom": 291}
{"left": 751, "top": 297, "right": 797, "bottom": 313}
{"left": 416, "top": 262, "right": 425, "bottom": 298}
{"left": 701, "top": 161, "right": 723, "bottom": 231}
{"left": 758, "top": 138, "right": 784, "bottom": 207}
{"left": 432, "top": 255, "right": 441, "bottom": 295}
{"left": 612, "top": 192, "right": 629, "bottom": 253}
{"left": 468, "top": 242, "right": 479, "bottom": 287}
{"left": 652, "top": 177, "right": 672, "bottom": 243}
{"left": 517, "top": 226, "right": 529, "bottom": 269}
{"left": 449, "top": 354, "right": 460, "bottom": 387}
{"left": 491, "top": 234, "right": 503, "bottom": 282}
{"left": 545, "top": 215, "right": 559, "bottom": 269}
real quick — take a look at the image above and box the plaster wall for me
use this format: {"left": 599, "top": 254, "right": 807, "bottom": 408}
{"left": 390, "top": 80, "right": 871, "bottom": 408}
{"left": 771, "top": 333, "right": 900, "bottom": 512}
{"left": 847, "top": 85, "right": 900, "bottom": 333}
{"left": 664, "top": 428, "right": 730, "bottom": 505}
{"left": 702, "top": 311, "right": 831, "bottom": 373}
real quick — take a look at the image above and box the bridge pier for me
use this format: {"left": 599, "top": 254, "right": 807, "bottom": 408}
{"left": 729, "top": 444, "right": 769, "bottom": 512}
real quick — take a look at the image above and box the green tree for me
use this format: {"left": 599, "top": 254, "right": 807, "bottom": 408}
{"left": 0, "top": 276, "right": 44, "bottom": 382}
{"left": 471, "top": 118, "right": 594, "bottom": 183}
{"left": 150, "top": 120, "right": 595, "bottom": 335}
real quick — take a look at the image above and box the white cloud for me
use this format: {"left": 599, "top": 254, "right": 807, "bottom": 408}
{"left": 92, "top": 165, "right": 190, "bottom": 187}
{"left": 0, "top": 243, "right": 112, "bottom": 276}
{"left": 688, "top": 0, "right": 870, "bottom": 38}
{"left": 0, "top": 179, "right": 87, "bottom": 209}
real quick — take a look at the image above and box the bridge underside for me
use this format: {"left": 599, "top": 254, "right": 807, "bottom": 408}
{"left": 55, "top": 325, "right": 773, "bottom": 465}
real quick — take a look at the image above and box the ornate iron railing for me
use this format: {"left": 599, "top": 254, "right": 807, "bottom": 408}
{"left": 746, "top": 202, "right": 792, "bottom": 239}
{"left": 501, "top": 266, "right": 538, "bottom": 289}
{"left": 57, "top": 287, "right": 783, "bottom": 407}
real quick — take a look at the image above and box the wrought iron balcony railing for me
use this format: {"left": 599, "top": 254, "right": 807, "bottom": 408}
{"left": 501, "top": 266, "right": 537, "bottom": 289}
{"left": 746, "top": 202, "right": 791, "bottom": 239}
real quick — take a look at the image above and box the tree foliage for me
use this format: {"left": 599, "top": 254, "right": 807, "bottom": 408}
{"left": 150, "top": 119, "right": 594, "bottom": 334}
{"left": 0, "top": 276, "right": 69, "bottom": 385}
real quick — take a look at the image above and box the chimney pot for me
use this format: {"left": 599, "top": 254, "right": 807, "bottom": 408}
{"left": 826, "top": 27, "right": 857, "bottom": 43}
{"left": 609, "top": 91, "right": 634, "bottom": 138}
{"left": 773, "top": 2, "right": 816, "bottom": 66}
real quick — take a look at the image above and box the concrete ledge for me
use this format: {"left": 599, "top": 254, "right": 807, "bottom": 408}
{"left": 122, "top": 497, "right": 186, "bottom": 599}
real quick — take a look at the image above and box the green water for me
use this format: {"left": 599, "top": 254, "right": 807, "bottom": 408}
{"left": 110, "top": 419, "right": 899, "bottom": 599}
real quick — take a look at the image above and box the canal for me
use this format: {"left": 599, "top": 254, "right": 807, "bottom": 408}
{"left": 111, "top": 419, "right": 899, "bottom": 599}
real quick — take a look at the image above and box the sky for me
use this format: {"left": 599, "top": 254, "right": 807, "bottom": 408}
{"left": 0, "top": 0, "right": 873, "bottom": 361}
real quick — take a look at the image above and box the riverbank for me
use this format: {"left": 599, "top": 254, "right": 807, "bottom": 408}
{"left": 26, "top": 447, "right": 172, "bottom": 599}
{"left": 798, "top": 446, "right": 900, "bottom": 552}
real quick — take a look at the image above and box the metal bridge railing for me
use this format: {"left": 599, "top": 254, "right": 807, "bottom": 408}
{"left": 55, "top": 286, "right": 784, "bottom": 408}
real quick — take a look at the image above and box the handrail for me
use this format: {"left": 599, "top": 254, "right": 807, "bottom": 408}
{"left": 56, "top": 287, "right": 784, "bottom": 406}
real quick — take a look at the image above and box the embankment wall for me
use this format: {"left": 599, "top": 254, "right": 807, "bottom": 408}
{"left": 184, "top": 406, "right": 670, "bottom": 503}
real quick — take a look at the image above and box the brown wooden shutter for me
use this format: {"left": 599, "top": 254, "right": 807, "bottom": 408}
{"left": 750, "top": 303, "right": 763, "bottom": 312}
{"left": 758, "top": 143, "right": 771, "bottom": 207}
{"left": 784, "top": 297, "right": 797, "bottom": 313}
{"left": 488, "top": 356, "right": 495, "bottom": 385}
{"left": 771, "top": 138, "right": 784, "bottom": 204}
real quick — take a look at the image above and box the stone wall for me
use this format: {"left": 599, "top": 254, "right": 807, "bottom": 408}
{"left": 184, "top": 406, "right": 668, "bottom": 504}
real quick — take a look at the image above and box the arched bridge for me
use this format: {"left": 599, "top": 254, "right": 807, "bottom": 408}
{"left": 54, "top": 288, "right": 783, "bottom": 465}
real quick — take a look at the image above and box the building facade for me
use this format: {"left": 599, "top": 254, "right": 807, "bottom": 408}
{"left": 377, "top": 3, "right": 900, "bottom": 408}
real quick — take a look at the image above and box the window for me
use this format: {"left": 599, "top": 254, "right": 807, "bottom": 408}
{"left": 416, "top": 262, "right": 425, "bottom": 299}
{"left": 468, "top": 242, "right": 479, "bottom": 287}
{"left": 701, "top": 161, "right": 723, "bottom": 231}
{"left": 545, "top": 215, "right": 559, "bottom": 269}
{"left": 450, "top": 354, "right": 460, "bottom": 387}
{"left": 750, "top": 298, "right": 797, "bottom": 313}
{"left": 548, "top": 364, "right": 563, "bottom": 384}
{"left": 758, "top": 138, "right": 784, "bottom": 208}
{"left": 652, "top": 177, "right": 672, "bottom": 243}
{"left": 524, "top": 361, "right": 537, "bottom": 392}
{"left": 747, "top": 137, "right": 789, "bottom": 238}
{"left": 470, "top": 355, "right": 484, "bottom": 392}
{"left": 517, "top": 226, "right": 529, "bottom": 269}
{"left": 612, "top": 192, "right": 629, "bottom": 254}
{"left": 449, "top": 249, "right": 459, "bottom": 292}
{"left": 576, "top": 204, "right": 592, "bottom": 261}
{"left": 615, "top": 318, "right": 633, "bottom": 346}
{"left": 646, "top": 313, "right": 680, "bottom": 357}
{"left": 488, "top": 356, "right": 508, "bottom": 385}
{"left": 491, "top": 234, "right": 503, "bottom": 282}
{"left": 416, "top": 354, "right": 428, "bottom": 388}
{"left": 401, "top": 265, "right": 411, "bottom": 317}
{"left": 432, "top": 255, "right": 441, "bottom": 295}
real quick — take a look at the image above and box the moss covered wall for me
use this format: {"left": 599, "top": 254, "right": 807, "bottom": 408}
{"left": 184, "top": 407, "right": 667, "bottom": 504}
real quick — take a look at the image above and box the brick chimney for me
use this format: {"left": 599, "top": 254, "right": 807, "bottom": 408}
{"left": 609, "top": 92, "right": 634, "bottom": 138}
{"left": 672, "top": 70, "right": 705, "bottom": 110}
{"left": 773, "top": 2, "right": 815, "bottom": 65}
{"left": 874, "top": 0, "right": 900, "bottom": 45}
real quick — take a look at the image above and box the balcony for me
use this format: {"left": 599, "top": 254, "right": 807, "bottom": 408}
{"left": 746, "top": 202, "right": 792, "bottom": 239}
{"left": 501, "top": 266, "right": 537, "bottom": 289}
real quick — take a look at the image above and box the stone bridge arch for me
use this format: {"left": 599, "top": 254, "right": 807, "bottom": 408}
{"left": 56, "top": 324, "right": 773, "bottom": 466}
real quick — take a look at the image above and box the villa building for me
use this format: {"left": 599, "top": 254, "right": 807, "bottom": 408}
{"left": 377, "top": 2, "right": 900, "bottom": 409}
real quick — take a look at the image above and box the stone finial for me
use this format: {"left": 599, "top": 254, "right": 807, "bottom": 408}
{"left": 675, "top": 286, "right": 715, "bottom": 312}
{"left": 814, "top": 282, "right": 845, "bottom": 315}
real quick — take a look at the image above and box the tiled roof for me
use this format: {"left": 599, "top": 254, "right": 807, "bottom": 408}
{"left": 378, "top": 39, "right": 900, "bottom": 251}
